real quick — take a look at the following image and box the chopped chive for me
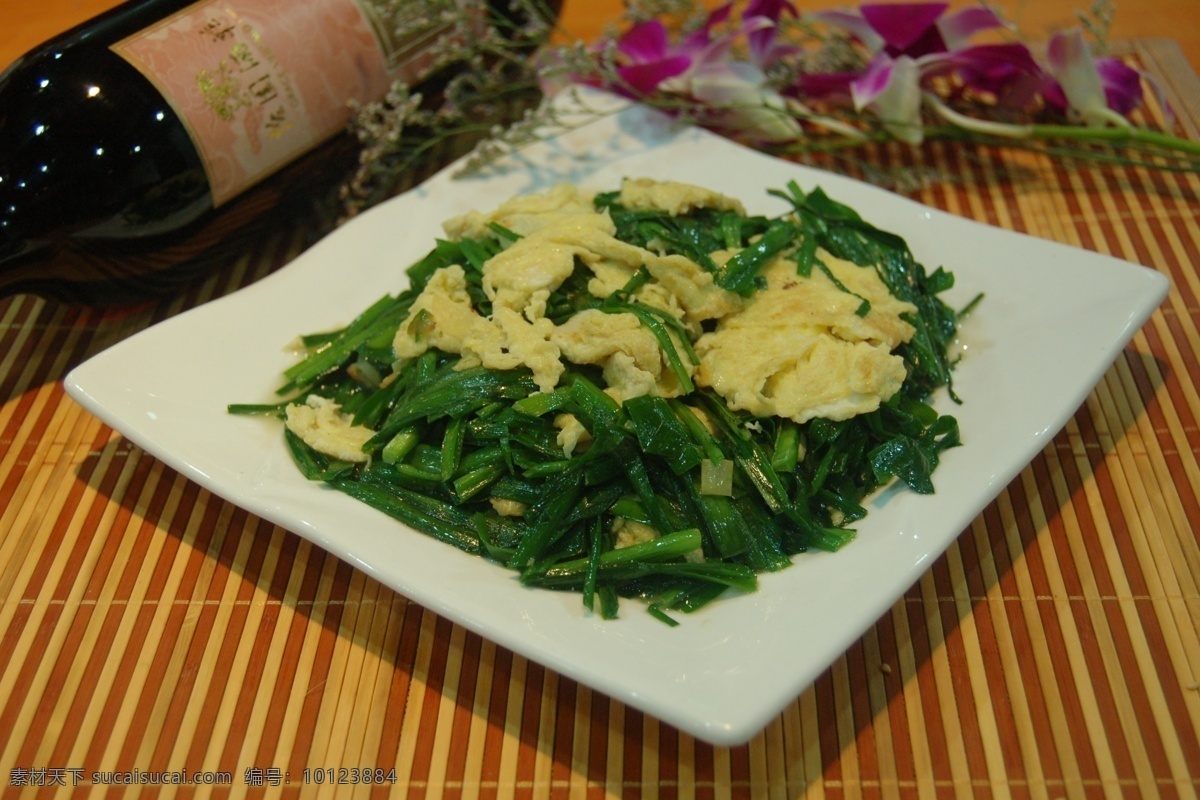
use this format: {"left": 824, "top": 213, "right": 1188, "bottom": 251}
{"left": 440, "top": 417, "right": 466, "bottom": 481}
{"left": 715, "top": 219, "right": 797, "bottom": 296}
{"left": 227, "top": 402, "right": 289, "bottom": 417}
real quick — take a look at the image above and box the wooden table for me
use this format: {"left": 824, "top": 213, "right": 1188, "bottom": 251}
{"left": 2, "top": 2, "right": 1198, "bottom": 797}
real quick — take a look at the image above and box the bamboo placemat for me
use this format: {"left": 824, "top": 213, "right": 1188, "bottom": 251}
{"left": 2, "top": 39, "right": 1198, "bottom": 798}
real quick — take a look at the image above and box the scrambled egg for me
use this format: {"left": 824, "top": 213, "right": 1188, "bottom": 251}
{"left": 619, "top": 177, "right": 746, "bottom": 217}
{"left": 284, "top": 395, "right": 375, "bottom": 463}
{"left": 384, "top": 177, "right": 916, "bottom": 437}
{"left": 391, "top": 263, "right": 564, "bottom": 392}
{"left": 641, "top": 252, "right": 743, "bottom": 326}
{"left": 489, "top": 497, "right": 528, "bottom": 517}
{"left": 463, "top": 307, "right": 563, "bottom": 393}
{"left": 442, "top": 182, "right": 596, "bottom": 240}
{"left": 554, "top": 413, "right": 591, "bottom": 457}
{"left": 392, "top": 264, "right": 482, "bottom": 360}
{"left": 392, "top": 181, "right": 744, "bottom": 401}
{"left": 695, "top": 253, "right": 916, "bottom": 423}
{"left": 612, "top": 517, "right": 660, "bottom": 549}
{"left": 550, "top": 308, "right": 690, "bottom": 402}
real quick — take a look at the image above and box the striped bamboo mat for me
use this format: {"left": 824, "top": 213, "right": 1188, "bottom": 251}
{"left": 1, "top": 39, "right": 1198, "bottom": 798}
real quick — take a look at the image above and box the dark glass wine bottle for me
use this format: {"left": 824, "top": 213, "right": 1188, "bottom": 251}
{"left": 0, "top": 0, "right": 540, "bottom": 305}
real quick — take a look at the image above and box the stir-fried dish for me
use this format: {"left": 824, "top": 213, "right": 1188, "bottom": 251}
{"left": 231, "top": 178, "right": 971, "bottom": 624}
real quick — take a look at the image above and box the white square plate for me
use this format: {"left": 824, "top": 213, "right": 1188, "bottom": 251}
{"left": 65, "top": 91, "right": 1168, "bottom": 745}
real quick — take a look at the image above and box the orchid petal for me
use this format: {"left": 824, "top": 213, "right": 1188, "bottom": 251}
{"left": 618, "top": 20, "right": 672, "bottom": 62}
{"left": 854, "top": 54, "right": 924, "bottom": 143}
{"left": 809, "top": 10, "right": 886, "bottom": 54}
{"left": 690, "top": 61, "right": 803, "bottom": 141}
{"left": 935, "top": 6, "right": 1010, "bottom": 51}
{"left": 851, "top": 55, "right": 895, "bottom": 108}
{"left": 1046, "top": 29, "right": 1127, "bottom": 126}
{"left": 920, "top": 43, "right": 1045, "bottom": 107}
{"left": 1095, "top": 56, "right": 1144, "bottom": 115}
{"left": 741, "top": 16, "right": 790, "bottom": 66}
{"left": 680, "top": 26, "right": 715, "bottom": 57}
{"left": 751, "top": 36, "right": 802, "bottom": 69}
{"left": 745, "top": 0, "right": 797, "bottom": 23}
{"left": 792, "top": 71, "right": 859, "bottom": 100}
{"left": 671, "top": 3, "right": 725, "bottom": 59}
{"left": 860, "top": 3, "right": 950, "bottom": 55}
{"left": 675, "top": 1, "right": 733, "bottom": 57}
{"left": 955, "top": 42, "right": 1040, "bottom": 72}
{"left": 618, "top": 55, "right": 694, "bottom": 95}
{"left": 691, "top": 61, "right": 770, "bottom": 104}
{"left": 744, "top": 0, "right": 799, "bottom": 63}
{"left": 681, "top": 6, "right": 770, "bottom": 69}
{"left": 610, "top": 14, "right": 719, "bottom": 96}
{"left": 705, "top": 2, "right": 736, "bottom": 30}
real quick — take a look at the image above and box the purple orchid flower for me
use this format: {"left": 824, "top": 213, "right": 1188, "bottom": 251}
{"left": 811, "top": 2, "right": 1009, "bottom": 59}
{"left": 793, "top": 71, "right": 859, "bottom": 102}
{"left": 923, "top": 42, "right": 1046, "bottom": 109}
{"left": 1095, "top": 58, "right": 1146, "bottom": 115}
{"left": 859, "top": 3, "right": 953, "bottom": 57}
{"left": 851, "top": 54, "right": 925, "bottom": 142}
{"left": 601, "top": 3, "right": 776, "bottom": 97}
{"left": 743, "top": 0, "right": 799, "bottom": 66}
{"left": 606, "top": 19, "right": 701, "bottom": 96}
{"left": 1044, "top": 29, "right": 1145, "bottom": 125}
{"left": 690, "top": 60, "right": 804, "bottom": 141}
{"left": 802, "top": 3, "right": 1017, "bottom": 117}
{"left": 593, "top": 0, "right": 806, "bottom": 143}
{"left": 799, "top": 2, "right": 1045, "bottom": 142}
{"left": 681, "top": 1, "right": 804, "bottom": 142}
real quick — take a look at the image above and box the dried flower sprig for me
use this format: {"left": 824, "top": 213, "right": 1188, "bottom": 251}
{"left": 339, "top": 0, "right": 563, "bottom": 219}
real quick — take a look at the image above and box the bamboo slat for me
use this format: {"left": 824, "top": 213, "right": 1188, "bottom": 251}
{"left": 1, "top": 38, "right": 1198, "bottom": 800}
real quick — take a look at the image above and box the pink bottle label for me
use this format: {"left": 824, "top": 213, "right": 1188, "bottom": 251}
{"left": 111, "top": 0, "right": 458, "bottom": 206}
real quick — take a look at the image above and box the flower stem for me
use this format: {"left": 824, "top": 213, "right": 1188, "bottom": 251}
{"left": 769, "top": 120, "right": 1199, "bottom": 172}
{"left": 1026, "top": 123, "right": 1200, "bottom": 155}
